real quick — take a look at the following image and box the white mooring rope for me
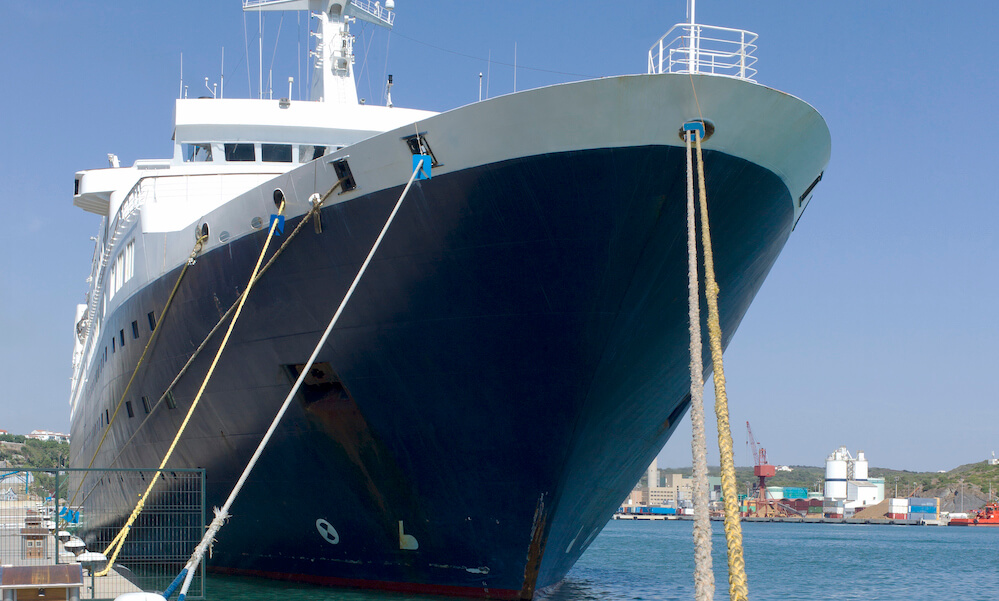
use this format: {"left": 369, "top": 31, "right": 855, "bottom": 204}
{"left": 685, "top": 127, "right": 715, "bottom": 601}
{"left": 171, "top": 162, "right": 426, "bottom": 601}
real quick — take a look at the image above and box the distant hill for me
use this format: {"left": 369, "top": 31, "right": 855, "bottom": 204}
{"left": 0, "top": 437, "right": 69, "bottom": 468}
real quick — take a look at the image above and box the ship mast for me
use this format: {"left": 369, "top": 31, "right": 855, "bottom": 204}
{"left": 243, "top": 0, "right": 395, "bottom": 104}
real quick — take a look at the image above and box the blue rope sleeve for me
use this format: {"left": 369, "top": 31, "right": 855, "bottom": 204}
{"left": 163, "top": 568, "right": 188, "bottom": 599}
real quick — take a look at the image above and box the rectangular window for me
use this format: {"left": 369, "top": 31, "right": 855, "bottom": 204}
{"left": 224, "top": 143, "right": 255, "bottom": 162}
{"left": 148, "top": 311, "right": 156, "bottom": 331}
{"left": 119, "top": 329, "right": 125, "bottom": 348}
{"left": 183, "top": 143, "right": 213, "bottom": 162}
{"left": 298, "top": 145, "right": 327, "bottom": 163}
{"left": 141, "top": 396, "right": 150, "bottom": 414}
{"left": 165, "top": 390, "right": 177, "bottom": 410}
{"left": 124, "top": 240, "right": 134, "bottom": 281}
{"left": 112, "top": 337, "right": 115, "bottom": 353}
{"left": 105, "top": 409, "right": 110, "bottom": 424}
{"left": 125, "top": 401, "right": 134, "bottom": 418}
{"left": 261, "top": 144, "right": 292, "bottom": 162}
{"left": 132, "top": 321, "right": 139, "bottom": 339}
{"left": 108, "top": 240, "right": 134, "bottom": 300}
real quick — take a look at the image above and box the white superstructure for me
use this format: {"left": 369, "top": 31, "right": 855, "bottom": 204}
{"left": 69, "top": 1, "right": 435, "bottom": 419}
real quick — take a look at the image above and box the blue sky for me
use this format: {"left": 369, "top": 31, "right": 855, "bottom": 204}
{"left": 0, "top": 1, "right": 995, "bottom": 472}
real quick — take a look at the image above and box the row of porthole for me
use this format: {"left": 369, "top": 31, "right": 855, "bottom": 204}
{"left": 202, "top": 215, "right": 267, "bottom": 245}
{"left": 96, "top": 310, "right": 181, "bottom": 434}
{"left": 91, "top": 311, "right": 156, "bottom": 404}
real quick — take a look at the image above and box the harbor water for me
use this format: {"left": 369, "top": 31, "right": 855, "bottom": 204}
{"left": 205, "top": 520, "right": 999, "bottom": 600}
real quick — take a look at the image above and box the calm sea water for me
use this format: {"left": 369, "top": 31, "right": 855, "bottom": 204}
{"left": 205, "top": 520, "right": 999, "bottom": 601}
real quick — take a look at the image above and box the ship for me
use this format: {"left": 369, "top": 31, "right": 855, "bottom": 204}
{"left": 68, "top": 1, "right": 831, "bottom": 598}
{"left": 948, "top": 502, "right": 999, "bottom": 526}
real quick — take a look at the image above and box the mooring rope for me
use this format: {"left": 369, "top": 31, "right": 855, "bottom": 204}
{"left": 685, "top": 126, "right": 715, "bottom": 601}
{"left": 66, "top": 235, "right": 207, "bottom": 514}
{"left": 693, "top": 130, "right": 750, "bottom": 601}
{"left": 170, "top": 161, "right": 426, "bottom": 601}
{"left": 87, "top": 179, "right": 347, "bottom": 496}
{"left": 96, "top": 197, "right": 288, "bottom": 576}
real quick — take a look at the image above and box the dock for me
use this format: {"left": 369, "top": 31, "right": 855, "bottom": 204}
{"left": 1, "top": 499, "right": 143, "bottom": 600}
{"left": 613, "top": 512, "right": 946, "bottom": 526}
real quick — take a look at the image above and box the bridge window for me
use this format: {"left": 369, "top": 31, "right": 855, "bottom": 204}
{"left": 183, "top": 143, "right": 213, "bottom": 162}
{"left": 262, "top": 144, "right": 292, "bottom": 162}
{"left": 224, "top": 143, "right": 256, "bottom": 162}
{"left": 299, "top": 145, "right": 328, "bottom": 163}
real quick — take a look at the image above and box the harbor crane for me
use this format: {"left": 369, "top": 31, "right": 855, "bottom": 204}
{"left": 744, "top": 421, "right": 797, "bottom": 518}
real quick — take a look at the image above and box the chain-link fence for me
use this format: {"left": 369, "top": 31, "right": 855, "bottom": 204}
{"left": 0, "top": 468, "right": 204, "bottom": 600}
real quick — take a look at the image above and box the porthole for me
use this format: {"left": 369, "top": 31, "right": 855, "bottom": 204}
{"left": 219, "top": 231, "right": 231, "bottom": 243}
{"left": 250, "top": 216, "right": 264, "bottom": 229}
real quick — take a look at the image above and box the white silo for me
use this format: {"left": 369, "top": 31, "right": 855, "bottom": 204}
{"left": 854, "top": 451, "right": 869, "bottom": 482}
{"left": 824, "top": 447, "right": 848, "bottom": 501}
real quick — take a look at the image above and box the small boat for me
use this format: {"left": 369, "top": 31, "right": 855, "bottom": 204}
{"left": 948, "top": 502, "right": 999, "bottom": 526}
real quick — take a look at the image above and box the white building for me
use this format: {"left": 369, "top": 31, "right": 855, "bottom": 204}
{"left": 27, "top": 430, "right": 70, "bottom": 443}
{"left": 824, "top": 447, "right": 884, "bottom": 511}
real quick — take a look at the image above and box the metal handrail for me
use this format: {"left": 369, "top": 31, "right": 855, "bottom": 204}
{"left": 648, "top": 23, "right": 758, "bottom": 81}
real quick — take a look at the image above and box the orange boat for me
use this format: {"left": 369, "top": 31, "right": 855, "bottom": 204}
{"left": 949, "top": 502, "right": 999, "bottom": 526}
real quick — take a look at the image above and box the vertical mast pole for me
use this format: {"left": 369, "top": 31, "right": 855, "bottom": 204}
{"left": 689, "top": 0, "right": 697, "bottom": 74}
{"left": 259, "top": 10, "right": 263, "bottom": 99}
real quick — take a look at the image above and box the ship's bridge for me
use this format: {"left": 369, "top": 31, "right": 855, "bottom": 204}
{"left": 172, "top": 97, "right": 436, "bottom": 164}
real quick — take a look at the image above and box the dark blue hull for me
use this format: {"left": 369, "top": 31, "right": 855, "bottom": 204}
{"left": 71, "top": 145, "right": 792, "bottom": 598}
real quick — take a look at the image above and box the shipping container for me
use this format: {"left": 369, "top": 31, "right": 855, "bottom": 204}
{"left": 783, "top": 487, "right": 808, "bottom": 499}
{"left": 908, "top": 497, "right": 936, "bottom": 507}
{"left": 650, "top": 507, "right": 676, "bottom": 515}
{"left": 887, "top": 513, "right": 907, "bottom": 519}
{"left": 908, "top": 505, "right": 936, "bottom": 514}
{"left": 807, "top": 506, "right": 822, "bottom": 513}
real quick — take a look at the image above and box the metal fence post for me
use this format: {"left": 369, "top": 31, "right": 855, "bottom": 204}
{"left": 54, "top": 469, "right": 60, "bottom": 565}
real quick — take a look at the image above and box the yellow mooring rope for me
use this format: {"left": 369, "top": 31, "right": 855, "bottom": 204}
{"left": 96, "top": 199, "right": 287, "bottom": 576}
{"left": 693, "top": 130, "right": 750, "bottom": 601}
{"left": 92, "top": 180, "right": 345, "bottom": 485}
{"left": 66, "top": 235, "right": 207, "bottom": 513}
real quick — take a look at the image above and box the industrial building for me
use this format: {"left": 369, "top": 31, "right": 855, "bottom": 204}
{"left": 623, "top": 458, "right": 721, "bottom": 511}
{"left": 823, "top": 446, "right": 885, "bottom": 517}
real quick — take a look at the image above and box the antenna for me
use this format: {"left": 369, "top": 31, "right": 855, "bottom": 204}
{"left": 179, "top": 53, "right": 184, "bottom": 99}
{"left": 220, "top": 47, "right": 225, "bottom": 99}
{"left": 478, "top": 72, "right": 482, "bottom": 101}
{"left": 513, "top": 42, "right": 517, "bottom": 93}
{"left": 259, "top": 9, "right": 263, "bottom": 99}
{"left": 288, "top": 76, "right": 294, "bottom": 100}
{"left": 385, "top": 74, "right": 393, "bottom": 107}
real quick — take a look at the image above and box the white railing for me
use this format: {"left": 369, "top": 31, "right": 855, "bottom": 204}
{"left": 242, "top": 0, "right": 395, "bottom": 26}
{"left": 648, "top": 23, "right": 758, "bottom": 82}
{"left": 349, "top": 0, "right": 395, "bottom": 26}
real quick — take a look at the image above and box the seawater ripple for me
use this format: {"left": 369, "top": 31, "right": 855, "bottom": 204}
{"left": 206, "top": 520, "right": 999, "bottom": 600}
